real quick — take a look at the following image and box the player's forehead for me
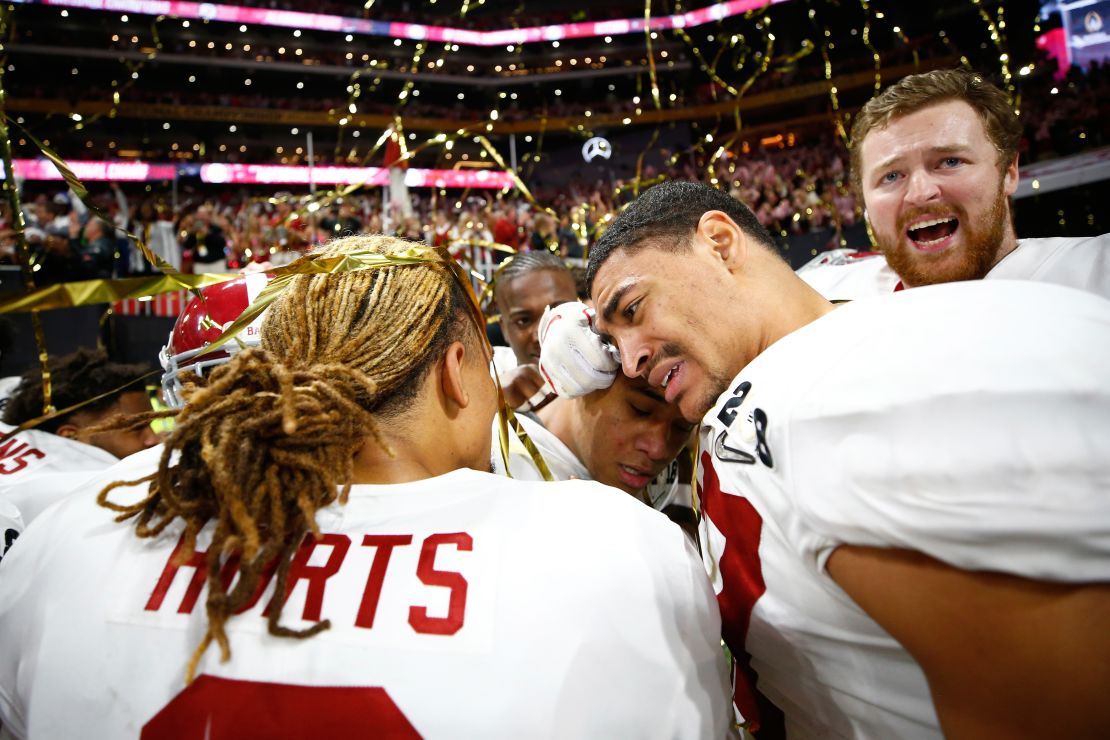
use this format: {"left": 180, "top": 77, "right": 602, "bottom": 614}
{"left": 593, "top": 246, "right": 685, "bottom": 328}
{"left": 861, "top": 99, "right": 987, "bottom": 171}
{"left": 498, "top": 269, "right": 575, "bottom": 313}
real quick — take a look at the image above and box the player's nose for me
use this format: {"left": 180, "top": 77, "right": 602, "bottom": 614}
{"left": 615, "top": 333, "right": 651, "bottom": 379}
{"left": 904, "top": 168, "right": 941, "bottom": 205}
{"left": 635, "top": 424, "right": 669, "bottom": 461}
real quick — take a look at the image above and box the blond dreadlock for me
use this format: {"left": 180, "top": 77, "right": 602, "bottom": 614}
{"left": 97, "top": 235, "right": 472, "bottom": 682}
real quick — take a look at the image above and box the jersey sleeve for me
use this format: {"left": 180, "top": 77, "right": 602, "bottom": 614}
{"left": 785, "top": 283, "right": 1110, "bottom": 583}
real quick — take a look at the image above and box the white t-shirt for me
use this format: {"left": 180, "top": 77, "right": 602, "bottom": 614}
{"left": 697, "top": 281, "right": 1110, "bottom": 738}
{"left": 0, "top": 463, "right": 732, "bottom": 739}
{"left": 493, "top": 413, "right": 692, "bottom": 512}
{"left": 798, "top": 234, "right": 1110, "bottom": 300}
{"left": 0, "top": 422, "right": 118, "bottom": 526}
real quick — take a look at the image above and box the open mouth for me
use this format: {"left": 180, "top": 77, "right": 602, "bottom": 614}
{"left": 617, "top": 463, "right": 654, "bottom": 490}
{"left": 906, "top": 216, "right": 958, "bottom": 247}
{"left": 662, "top": 363, "right": 679, "bottom": 388}
{"left": 659, "top": 361, "right": 686, "bottom": 404}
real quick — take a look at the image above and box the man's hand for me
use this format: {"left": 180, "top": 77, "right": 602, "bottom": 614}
{"left": 538, "top": 301, "right": 619, "bottom": 398}
{"left": 499, "top": 364, "right": 555, "bottom": 411}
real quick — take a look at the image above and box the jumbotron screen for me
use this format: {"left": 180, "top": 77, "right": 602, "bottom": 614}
{"left": 1040, "top": 0, "right": 1110, "bottom": 71}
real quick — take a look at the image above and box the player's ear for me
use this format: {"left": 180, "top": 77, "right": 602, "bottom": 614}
{"left": 1002, "top": 153, "right": 1020, "bottom": 196}
{"left": 440, "top": 340, "right": 470, "bottom": 410}
{"left": 55, "top": 423, "right": 80, "bottom": 440}
{"left": 696, "top": 210, "right": 748, "bottom": 269}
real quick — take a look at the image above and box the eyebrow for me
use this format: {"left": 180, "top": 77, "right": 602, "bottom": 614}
{"left": 600, "top": 281, "right": 637, "bottom": 324}
{"left": 872, "top": 144, "right": 972, "bottom": 174}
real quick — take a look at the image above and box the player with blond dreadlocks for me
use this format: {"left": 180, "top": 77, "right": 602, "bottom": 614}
{"left": 0, "top": 234, "right": 732, "bottom": 739}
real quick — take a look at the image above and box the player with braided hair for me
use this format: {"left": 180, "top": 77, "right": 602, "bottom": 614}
{"left": 0, "top": 234, "right": 732, "bottom": 739}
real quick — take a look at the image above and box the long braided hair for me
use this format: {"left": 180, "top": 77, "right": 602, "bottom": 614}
{"left": 98, "top": 234, "right": 472, "bottom": 681}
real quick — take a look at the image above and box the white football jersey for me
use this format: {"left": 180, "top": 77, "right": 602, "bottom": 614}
{"left": 697, "top": 281, "right": 1110, "bottom": 737}
{"left": 0, "top": 422, "right": 118, "bottom": 525}
{"left": 0, "top": 463, "right": 733, "bottom": 739}
{"left": 493, "top": 412, "right": 589, "bottom": 482}
{"left": 0, "top": 498, "right": 22, "bottom": 566}
{"left": 798, "top": 234, "right": 1110, "bottom": 301}
{"left": 494, "top": 413, "right": 692, "bottom": 512}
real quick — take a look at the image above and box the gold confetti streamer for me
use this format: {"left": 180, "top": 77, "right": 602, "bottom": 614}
{"left": 0, "top": 273, "right": 234, "bottom": 314}
{"left": 0, "top": 5, "right": 51, "bottom": 413}
{"left": 858, "top": 0, "right": 882, "bottom": 97}
{"left": 474, "top": 135, "right": 558, "bottom": 221}
{"left": 971, "top": 0, "right": 1015, "bottom": 105}
{"left": 643, "top": 0, "right": 662, "bottom": 110}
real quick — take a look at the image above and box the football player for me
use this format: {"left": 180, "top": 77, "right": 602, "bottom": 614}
{"left": 0, "top": 234, "right": 732, "bottom": 738}
{"left": 800, "top": 68, "right": 1109, "bottom": 300}
{"left": 493, "top": 254, "right": 695, "bottom": 522}
{"left": 1, "top": 348, "right": 158, "bottom": 526}
{"left": 492, "top": 249, "right": 579, "bottom": 411}
{"left": 582, "top": 181, "right": 1110, "bottom": 738}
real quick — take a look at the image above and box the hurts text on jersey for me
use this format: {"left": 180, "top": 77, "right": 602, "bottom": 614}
{"left": 145, "top": 531, "right": 472, "bottom": 635}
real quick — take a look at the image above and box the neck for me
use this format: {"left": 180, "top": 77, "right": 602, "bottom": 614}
{"left": 990, "top": 223, "right": 1020, "bottom": 269}
{"left": 740, "top": 259, "right": 837, "bottom": 367}
{"left": 350, "top": 424, "right": 474, "bottom": 485}
{"left": 536, "top": 397, "right": 582, "bottom": 462}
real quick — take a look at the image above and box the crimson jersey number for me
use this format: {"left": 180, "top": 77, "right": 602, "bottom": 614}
{"left": 143, "top": 675, "right": 422, "bottom": 739}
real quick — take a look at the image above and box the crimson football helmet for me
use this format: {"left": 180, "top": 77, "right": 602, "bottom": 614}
{"left": 159, "top": 272, "right": 270, "bottom": 407}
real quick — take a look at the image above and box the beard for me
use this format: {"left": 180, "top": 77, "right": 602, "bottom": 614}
{"left": 690, "top": 371, "right": 733, "bottom": 424}
{"left": 654, "top": 341, "right": 735, "bottom": 423}
{"left": 876, "top": 185, "right": 1010, "bottom": 287}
